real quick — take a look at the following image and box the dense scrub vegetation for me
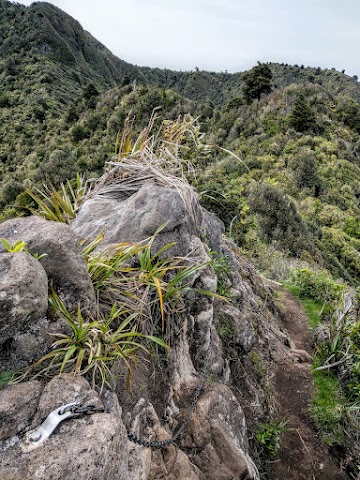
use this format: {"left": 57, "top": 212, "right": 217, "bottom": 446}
{"left": 1, "top": 0, "right": 360, "bottom": 473}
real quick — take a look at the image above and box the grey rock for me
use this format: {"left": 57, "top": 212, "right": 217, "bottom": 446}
{"left": 1, "top": 375, "right": 129, "bottom": 480}
{"left": 180, "top": 384, "right": 259, "bottom": 480}
{"left": 31, "top": 374, "right": 101, "bottom": 426}
{"left": 200, "top": 207, "right": 224, "bottom": 253}
{"left": 0, "top": 252, "right": 48, "bottom": 345}
{"left": 6, "top": 317, "right": 66, "bottom": 372}
{"left": 127, "top": 400, "right": 205, "bottom": 480}
{"left": 0, "top": 381, "right": 43, "bottom": 441}
{"left": 215, "top": 303, "right": 256, "bottom": 354}
{"left": 0, "top": 217, "right": 96, "bottom": 311}
{"left": 73, "top": 183, "right": 203, "bottom": 257}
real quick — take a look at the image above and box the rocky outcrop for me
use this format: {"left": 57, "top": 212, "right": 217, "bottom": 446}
{"left": 73, "top": 182, "right": 204, "bottom": 258}
{"left": 180, "top": 384, "right": 259, "bottom": 480}
{"left": 0, "top": 252, "right": 48, "bottom": 345}
{"left": 0, "top": 375, "right": 129, "bottom": 480}
{"left": 0, "top": 381, "right": 43, "bottom": 442}
{"left": 0, "top": 167, "right": 326, "bottom": 479}
{"left": 0, "top": 216, "right": 96, "bottom": 311}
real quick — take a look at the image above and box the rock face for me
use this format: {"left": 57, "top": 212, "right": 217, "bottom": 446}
{"left": 0, "top": 376, "right": 129, "bottom": 480}
{"left": 73, "top": 182, "right": 213, "bottom": 257}
{"left": 0, "top": 381, "right": 43, "bottom": 441}
{"left": 0, "top": 252, "right": 48, "bottom": 345}
{"left": 2, "top": 169, "right": 343, "bottom": 479}
{"left": 0, "top": 216, "right": 96, "bottom": 311}
{"left": 180, "top": 384, "right": 258, "bottom": 480}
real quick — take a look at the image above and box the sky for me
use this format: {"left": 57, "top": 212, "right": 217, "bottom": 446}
{"left": 15, "top": 0, "right": 360, "bottom": 76}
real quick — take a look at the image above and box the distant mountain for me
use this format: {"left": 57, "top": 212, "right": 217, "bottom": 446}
{"left": 1, "top": 0, "right": 360, "bottom": 286}
{"left": 0, "top": 0, "right": 139, "bottom": 101}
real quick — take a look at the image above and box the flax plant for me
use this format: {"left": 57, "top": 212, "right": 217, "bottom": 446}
{"left": 13, "top": 292, "right": 168, "bottom": 391}
{"left": 26, "top": 173, "right": 88, "bottom": 223}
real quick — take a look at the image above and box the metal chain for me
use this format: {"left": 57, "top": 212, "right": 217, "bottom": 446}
{"left": 71, "top": 404, "right": 105, "bottom": 415}
{"left": 128, "top": 330, "right": 212, "bottom": 450}
{"left": 59, "top": 402, "right": 105, "bottom": 416}
{"left": 27, "top": 402, "right": 105, "bottom": 446}
{"left": 27, "top": 333, "right": 211, "bottom": 450}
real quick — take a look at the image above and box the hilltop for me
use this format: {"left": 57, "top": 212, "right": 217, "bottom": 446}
{"left": 0, "top": 2, "right": 360, "bottom": 478}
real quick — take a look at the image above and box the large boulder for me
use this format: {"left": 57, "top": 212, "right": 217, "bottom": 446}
{"left": 0, "top": 381, "right": 43, "bottom": 441}
{"left": 73, "top": 183, "right": 205, "bottom": 257}
{"left": 0, "top": 252, "right": 48, "bottom": 345}
{"left": 0, "top": 375, "right": 129, "bottom": 480}
{"left": 180, "top": 384, "right": 259, "bottom": 480}
{"left": 0, "top": 217, "right": 96, "bottom": 311}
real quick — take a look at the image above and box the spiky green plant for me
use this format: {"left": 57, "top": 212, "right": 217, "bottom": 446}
{"left": 82, "top": 230, "right": 220, "bottom": 341}
{"left": 0, "top": 238, "right": 27, "bottom": 253}
{"left": 26, "top": 173, "right": 88, "bottom": 223}
{"left": 0, "top": 238, "right": 47, "bottom": 260}
{"left": 13, "top": 292, "right": 168, "bottom": 391}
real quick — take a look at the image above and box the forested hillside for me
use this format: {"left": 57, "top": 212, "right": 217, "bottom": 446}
{"left": 1, "top": 2, "right": 360, "bottom": 475}
{"left": 1, "top": 1, "right": 360, "bottom": 286}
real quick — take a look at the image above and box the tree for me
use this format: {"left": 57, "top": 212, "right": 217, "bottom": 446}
{"left": 291, "top": 153, "right": 320, "bottom": 192}
{"left": 288, "top": 94, "right": 316, "bottom": 132}
{"left": 83, "top": 83, "right": 99, "bottom": 101}
{"left": 336, "top": 99, "right": 360, "bottom": 133}
{"left": 242, "top": 62, "right": 272, "bottom": 103}
{"left": 249, "top": 183, "right": 318, "bottom": 257}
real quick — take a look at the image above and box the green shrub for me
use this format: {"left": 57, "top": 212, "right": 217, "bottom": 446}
{"left": 291, "top": 267, "right": 344, "bottom": 303}
{"left": 249, "top": 183, "right": 318, "bottom": 258}
{"left": 256, "top": 418, "right": 288, "bottom": 457}
{"left": 71, "top": 124, "right": 91, "bottom": 142}
{"left": 209, "top": 251, "right": 231, "bottom": 296}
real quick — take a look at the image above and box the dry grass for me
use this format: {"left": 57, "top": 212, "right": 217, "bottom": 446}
{"left": 83, "top": 113, "right": 209, "bottom": 223}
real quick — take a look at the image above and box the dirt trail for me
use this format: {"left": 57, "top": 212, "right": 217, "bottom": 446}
{"left": 268, "top": 286, "right": 348, "bottom": 480}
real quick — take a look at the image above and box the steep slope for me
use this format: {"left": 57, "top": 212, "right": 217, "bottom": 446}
{"left": 0, "top": 154, "right": 352, "bottom": 479}
{"left": 0, "top": 0, "right": 138, "bottom": 99}
{"left": 197, "top": 82, "right": 360, "bottom": 285}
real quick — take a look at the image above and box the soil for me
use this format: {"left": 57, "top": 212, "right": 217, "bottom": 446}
{"left": 268, "top": 286, "right": 348, "bottom": 480}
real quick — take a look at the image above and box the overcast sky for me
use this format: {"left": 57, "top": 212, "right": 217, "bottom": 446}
{"left": 15, "top": 0, "right": 360, "bottom": 76}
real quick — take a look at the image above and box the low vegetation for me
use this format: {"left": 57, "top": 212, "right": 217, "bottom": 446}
{"left": 282, "top": 265, "right": 360, "bottom": 473}
{"left": 256, "top": 418, "right": 288, "bottom": 458}
{"left": 1, "top": 0, "right": 360, "bottom": 473}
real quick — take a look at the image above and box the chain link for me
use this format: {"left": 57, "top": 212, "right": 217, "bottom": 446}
{"left": 71, "top": 404, "right": 105, "bottom": 415}
{"left": 27, "top": 332, "right": 210, "bottom": 449}
{"left": 128, "top": 330, "right": 212, "bottom": 450}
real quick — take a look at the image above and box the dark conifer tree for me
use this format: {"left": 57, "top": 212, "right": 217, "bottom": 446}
{"left": 242, "top": 62, "right": 272, "bottom": 103}
{"left": 288, "top": 94, "right": 316, "bottom": 132}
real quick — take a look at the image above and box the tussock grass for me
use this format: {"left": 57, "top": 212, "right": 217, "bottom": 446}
{"left": 82, "top": 113, "right": 207, "bottom": 223}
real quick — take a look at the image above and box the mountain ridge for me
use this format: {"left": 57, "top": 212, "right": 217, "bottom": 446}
{"left": 1, "top": 1, "right": 360, "bottom": 478}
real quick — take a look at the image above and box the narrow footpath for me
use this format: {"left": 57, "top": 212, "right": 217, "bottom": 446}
{"left": 268, "top": 286, "right": 348, "bottom": 480}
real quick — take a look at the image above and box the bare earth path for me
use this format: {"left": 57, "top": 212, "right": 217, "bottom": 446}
{"left": 268, "top": 286, "right": 348, "bottom": 480}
